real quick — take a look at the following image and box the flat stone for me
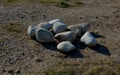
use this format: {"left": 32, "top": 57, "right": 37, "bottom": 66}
{"left": 68, "top": 23, "right": 90, "bottom": 35}
{"left": 53, "top": 22, "right": 67, "bottom": 33}
{"left": 36, "top": 28, "right": 54, "bottom": 43}
{"left": 37, "top": 22, "right": 53, "bottom": 30}
{"left": 80, "top": 32, "right": 97, "bottom": 47}
{"left": 48, "top": 19, "right": 62, "bottom": 25}
{"left": 57, "top": 41, "right": 75, "bottom": 52}
{"left": 55, "top": 31, "right": 76, "bottom": 42}
{"left": 28, "top": 25, "right": 36, "bottom": 38}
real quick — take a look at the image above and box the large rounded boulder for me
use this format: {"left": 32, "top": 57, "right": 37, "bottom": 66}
{"left": 36, "top": 28, "right": 54, "bottom": 43}
{"left": 55, "top": 31, "right": 76, "bottom": 42}
{"left": 37, "top": 22, "right": 53, "bottom": 30}
{"left": 80, "top": 32, "right": 97, "bottom": 47}
{"left": 57, "top": 41, "right": 75, "bottom": 52}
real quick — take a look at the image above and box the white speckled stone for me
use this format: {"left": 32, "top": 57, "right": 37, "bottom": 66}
{"left": 57, "top": 41, "right": 75, "bottom": 52}
{"left": 81, "top": 32, "right": 97, "bottom": 47}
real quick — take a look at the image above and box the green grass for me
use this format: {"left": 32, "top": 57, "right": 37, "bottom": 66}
{"left": 5, "top": 23, "right": 22, "bottom": 33}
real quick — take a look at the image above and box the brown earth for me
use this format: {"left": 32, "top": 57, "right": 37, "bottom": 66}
{"left": 0, "top": 0, "right": 120, "bottom": 75}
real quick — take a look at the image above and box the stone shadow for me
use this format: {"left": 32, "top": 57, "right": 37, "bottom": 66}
{"left": 59, "top": 38, "right": 86, "bottom": 58}
{"left": 41, "top": 39, "right": 85, "bottom": 58}
{"left": 35, "top": 36, "right": 111, "bottom": 58}
{"left": 91, "top": 32, "right": 105, "bottom": 38}
{"left": 89, "top": 44, "right": 111, "bottom": 56}
{"left": 41, "top": 41, "right": 58, "bottom": 51}
{"left": 60, "top": 49, "right": 84, "bottom": 58}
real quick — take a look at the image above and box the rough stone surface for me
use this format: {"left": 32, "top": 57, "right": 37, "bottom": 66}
{"left": 68, "top": 25, "right": 82, "bottom": 37}
{"left": 36, "top": 28, "right": 54, "bottom": 43}
{"left": 37, "top": 22, "right": 53, "bottom": 30}
{"left": 68, "top": 23, "right": 90, "bottom": 34}
{"left": 28, "top": 25, "right": 36, "bottom": 38}
{"left": 48, "top": 19, "right": 62, "bottom": 25}
{"left": 78, "top": 23, "right": 90, "bottom": 33}
{"left": 57, "top": 41, "right": 75, "bottom": 52}
{"left": 53, "top": 22, "right": 67, "bottom": 33}
{"left": 81, "top": 32, "right": 97, "bottom": 47}
{"left": 55, "top": 31, "right": 76, "bottom": 42}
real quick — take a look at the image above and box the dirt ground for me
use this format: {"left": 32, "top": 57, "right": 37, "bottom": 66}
{"left": 0, "top": 0, "right": 120, "bottom": 75}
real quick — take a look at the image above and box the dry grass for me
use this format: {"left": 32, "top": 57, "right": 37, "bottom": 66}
{"left": 4, "top": 23, "right": 22, "bottom": 33}
{"left": 0, "top": 38, "right": 6, "bottom": 43}
{"left": 0, "top": 0, "right": 83, "bottom": 8}
{"left": 44, "top": 68, "right": 81, "bottom": 75}
{"left": 83, "top": 66, "right": 117, "bottom": 75}
{"left": 0, "top": 0, "right": 63, "bottom": 3}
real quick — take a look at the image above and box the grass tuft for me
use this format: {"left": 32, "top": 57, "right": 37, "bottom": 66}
{"left": 76, "top": 1, "right": 83, "bottom": 5}
{"left": 83, "top": 66, "right": 117, "bottom": 75}
{"left": 60, "top": 1, "right": 69, "bottom": 8}
{"left": 55, "top": 1, "right": 70, "bottom": 8}
{"left": 5, "top": 23, "right": 22, "bottom": 33}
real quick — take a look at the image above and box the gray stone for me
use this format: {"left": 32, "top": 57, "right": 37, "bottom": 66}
{"left": 80, "top": 32, "right": 97, "bottom": 47}
{"left": 55, "top": 31, "right": 76, "bottom": 42}
{"left": 28, "top": 25, "right": 36, "bottom": 38}
{"left": 68, "top": 25, "right": 82, "bottom": 37}
{"left": 48, "top": 19, "right": 62, "bottom": 25}
{"left": 68, "top": 23, "right": 90, "bottom": 35}
{"left": 37, "top": 22, "right": 53, "bottom": 30}
{"left": 53, "top": 22, "right": 67, "bottom": 33}
{"left": 36, "top": 28, "right": 54, "bottom": 43}
{"left": 57, "top": 41, "right": 75, "bottom": 52}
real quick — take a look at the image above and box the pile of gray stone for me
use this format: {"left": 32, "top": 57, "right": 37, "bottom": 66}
{"left": 28, "top": 19, "right": 97, "bottom": 52}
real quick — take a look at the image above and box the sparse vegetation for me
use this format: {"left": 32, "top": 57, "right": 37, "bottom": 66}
{"left": 39, "top": 0, "right": 61, "bottom": 3}
{"left": 5, "top": 23, "right": 22, "bottom": 33}
{"left": 76, "top": 1, "right": 83, "bottom": 5}
{"left": 0, "top": 0, "right": 61, "bottom": 3}
{"left": 60, "top": 1, "right": 69, "bottom": 8}
{"left": 0, "top": 38, "right": 6, "bottom": 43}
{"left": 56, "top": 53, "right": 66, "bottom": 58}
{"left": 45, "top": 68, "right": 81, "bottom": 75}
{"left": 0, "top": 0, "right": 82, "bottom": 8}
{"left": 83, "top": 66, "right": 117, "bottom": 75}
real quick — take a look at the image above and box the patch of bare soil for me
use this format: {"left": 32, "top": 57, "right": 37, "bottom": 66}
{"left": 0, "top": 0, "right": 120, "bottom": 75}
